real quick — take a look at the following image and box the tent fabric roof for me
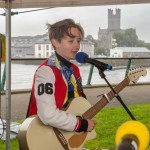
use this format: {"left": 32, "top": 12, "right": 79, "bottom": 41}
{"left": 0, "top": 0, "right": 150, "bottom": 8}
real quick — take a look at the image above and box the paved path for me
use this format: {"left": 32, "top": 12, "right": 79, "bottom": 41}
{"left": 85, "top": 84, "right": 150, "bottom": 107}
{"left": 0, "top": 84, "right": 150, "bottom": 121}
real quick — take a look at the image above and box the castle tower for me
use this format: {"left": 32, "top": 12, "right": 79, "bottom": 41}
{"left": 108, "top": 8, "right": 121, "bottom": 31}
{"left": 98, "top": 8, "right": 121, "bottom": 52}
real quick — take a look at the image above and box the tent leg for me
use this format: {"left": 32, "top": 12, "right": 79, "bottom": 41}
{"left": 5, "top": 1, "right": 12, "bottom": 150}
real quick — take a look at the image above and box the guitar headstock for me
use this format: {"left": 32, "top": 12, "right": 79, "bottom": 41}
{"left": 127, "top": 67, "right": 147, "bottom": 84}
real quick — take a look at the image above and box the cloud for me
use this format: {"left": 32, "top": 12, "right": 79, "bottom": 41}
{"left": 0, "top": 4, "right": 150, "bottom": 42}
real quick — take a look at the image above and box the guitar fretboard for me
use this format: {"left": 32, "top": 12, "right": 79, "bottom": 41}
{"left": 82, "top": 77, "right": 130, "bottom": 119}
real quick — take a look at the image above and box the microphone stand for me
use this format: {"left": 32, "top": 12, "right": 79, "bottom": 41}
{"left": 98, "top": 67, "right": 136, "bottom": 120}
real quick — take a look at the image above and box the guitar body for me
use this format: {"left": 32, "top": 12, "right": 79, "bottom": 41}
{"left": 18, "top": 97, "right": 96, "bottom": 150}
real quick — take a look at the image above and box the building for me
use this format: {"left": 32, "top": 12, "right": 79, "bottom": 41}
{"left": 98, "top": 9, "right": 121, "bottom": 50}
{"left": 11, "top": 35, "right": 46, "bottom": 58}
{"left": 11, "top": 44, "right": 34, "bottom": 58}
{"left": 11, "top": 34, "right": 94, "bottom": 58}
{"left": 110, "top": 47, "right": 150, "bottom": 58}
{"left": 35, "top": 37, "right": 94, "bottom": 58}
{"left": 79, "top": 39, "right": 94, "bottom": 57}
{"left": 34, "top": 36, "right": 54, "bottom": 58}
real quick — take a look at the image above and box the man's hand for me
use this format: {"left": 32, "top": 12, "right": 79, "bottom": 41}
{"left": 87, "top": 119, "right": 97, "bottom": 132}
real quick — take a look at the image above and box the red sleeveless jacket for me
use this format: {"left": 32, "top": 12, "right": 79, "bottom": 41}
{"left": 27, "top": 58, "right": 83, "bottom": 116}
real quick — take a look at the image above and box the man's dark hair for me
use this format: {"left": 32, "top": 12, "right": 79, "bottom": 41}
{"left": 47, "top": 19, "right": 84, "bottom": 42}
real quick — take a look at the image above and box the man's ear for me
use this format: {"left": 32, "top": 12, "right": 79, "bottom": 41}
{"left": 51, "top": 38, "right": 59, "bottom": 48}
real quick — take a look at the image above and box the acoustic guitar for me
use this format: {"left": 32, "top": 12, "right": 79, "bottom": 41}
{"left": 18, "top": 67, "right": 147, "bottom": 150}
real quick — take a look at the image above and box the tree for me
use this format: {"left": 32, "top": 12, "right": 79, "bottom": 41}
{"left": 85, "top": 35, "right": 98, "bottom": 47}
{"left": 113, "top": 32, "right": 124, "bottom": 47}
{"left": 85, "top": 35, "right": 108, "bottom": 55}
{"left": 136, "top": 40, "right": 150, "bottom": 50}
{"left": 95, "top": 47, "right": 106, "bottom": 55}
{"left": 124, "top": 28, "right": 138, "bottom": 47}
{"left": 113, "top": 28, "right": 138, "bottom": 47}
{"left": 145, "top": 43, "right": 150, "bottom": 50}
{"left": 136, "top": 40, "right": 145, "bottom": 47}
{"left": 86, "top": 35, "right": 94, "bottom": 41}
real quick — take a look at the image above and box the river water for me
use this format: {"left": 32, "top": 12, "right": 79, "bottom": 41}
{"left": 1, "top": 63, "right": 150, "bottom": 90}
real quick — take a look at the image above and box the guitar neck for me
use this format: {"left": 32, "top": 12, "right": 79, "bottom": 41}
{"left": 82, "top": 77, "right": 130, "bottom": 119}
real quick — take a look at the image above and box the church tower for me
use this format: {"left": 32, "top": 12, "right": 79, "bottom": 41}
{"left": 108, "top": 8, "right": 121, "bottom": 31}
{"left": 98, "top": 8, "right": 121, "bottom": 52}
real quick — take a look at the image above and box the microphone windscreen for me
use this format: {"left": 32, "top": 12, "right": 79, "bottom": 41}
{"left": 75, "top": 52, "right": 88, "bottom": 63}
{"left": 115, "top": 120, "right": 150, "bottom": 150}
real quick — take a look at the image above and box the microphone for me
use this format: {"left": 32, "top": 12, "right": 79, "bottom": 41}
{"left": 75, "top": 52, "right": 112, "bottom": 71}
{"left": 115, "top": 121, "right": 150, "bottom": 150}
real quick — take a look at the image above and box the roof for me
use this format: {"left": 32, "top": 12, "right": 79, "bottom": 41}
{"left": 113, "top": 47, "right": 150, "bottom": 53}
{"left": 1, "top": 0, "right": 150, "bottom": 8}
{"left": 35, "top": 36, "right": 50, "bottom": 44}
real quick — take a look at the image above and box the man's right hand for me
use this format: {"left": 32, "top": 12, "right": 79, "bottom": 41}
{"left": 87, "top": 119, "right": 97, "bottom": 132}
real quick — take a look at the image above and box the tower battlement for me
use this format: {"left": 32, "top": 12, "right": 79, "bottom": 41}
{"left": 108, "top": 8, "right": 121, "bottom": 30}
{"left": 98, "top": 8, "right": 121, "bottom": 51}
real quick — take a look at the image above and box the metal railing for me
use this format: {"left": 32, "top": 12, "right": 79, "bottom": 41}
{"left": 83, "top": 57, "right": 150, "bottom": 85}
{"left": 0, "top": 57, "right": 150, "bottom": 91}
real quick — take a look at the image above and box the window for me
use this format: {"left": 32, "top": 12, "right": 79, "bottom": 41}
{"left": 51, "top": 45, "right": 54, "bottom": 50}
{"left": 46, "top": 45, "right": 49, "bottom": 50}
{"left": 38, "top": 53, "right": 41, "bottom": 58}
{"left": 38, "top": 45, "right": 41, "bottom": 50}
{"left": 46, "top": 52, "right": 49, "bottom": 57}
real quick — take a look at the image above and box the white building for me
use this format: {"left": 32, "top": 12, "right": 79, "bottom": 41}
{"left": 12, "top": 34, "right": 95, "bottom": 58}
{"left": 80, "top": 40, "right": 95, "bottom": 57}
{"left": 34, "top": 36, "right": 54, "bottom": 58}
{"left": 35, "top": 38, "right": 95, "bottom": 58}
{"left": 110, "top": 47, "right": 150, "bottom": 58}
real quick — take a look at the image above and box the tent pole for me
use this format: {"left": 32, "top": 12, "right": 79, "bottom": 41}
{"left": 5, "top": 0, "right": 11, "bottom": 149}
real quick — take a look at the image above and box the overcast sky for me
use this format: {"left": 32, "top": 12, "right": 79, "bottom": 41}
{"left": 0, "top": 3, "right": 150, "bottom": 42}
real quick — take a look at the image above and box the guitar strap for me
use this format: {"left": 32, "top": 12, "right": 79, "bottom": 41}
{"left": 53, "top": 127, "right": 70, "bottom": 150}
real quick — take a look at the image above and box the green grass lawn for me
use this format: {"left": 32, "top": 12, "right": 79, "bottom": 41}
{"left": 0, "top": 103, "right": 150, "bottom": 150}
{"left": 84, "top": 103, "right": 150, "bottom": 150}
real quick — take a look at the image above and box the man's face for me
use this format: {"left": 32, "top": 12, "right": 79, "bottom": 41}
{"left": 52, "top": 27, "right": 82, "bottom": 60}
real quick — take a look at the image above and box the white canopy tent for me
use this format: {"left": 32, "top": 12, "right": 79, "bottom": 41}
{"left": 0, "top": 0, "right": 150, "bottom": 8}
{"left": 0, "top": 0, "right": 150, "bottom": 149}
